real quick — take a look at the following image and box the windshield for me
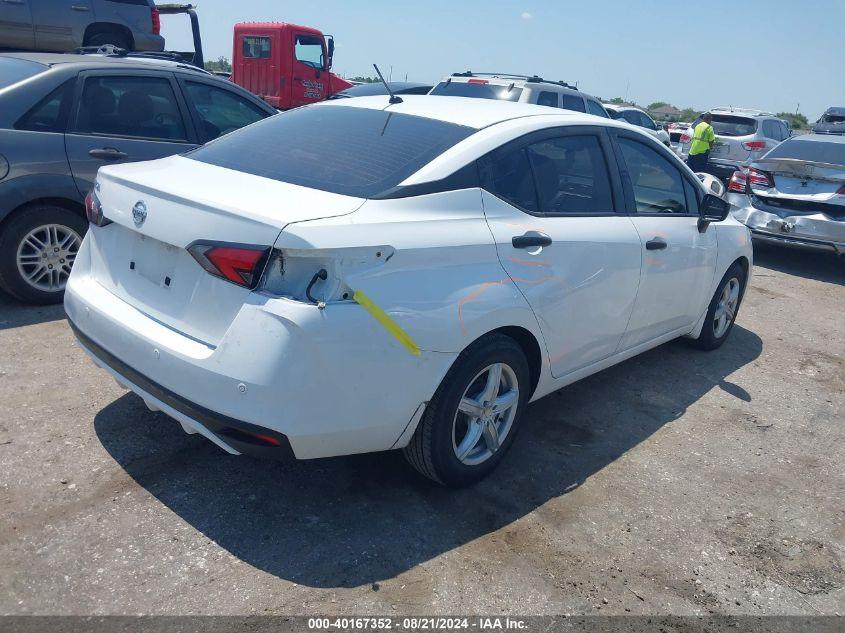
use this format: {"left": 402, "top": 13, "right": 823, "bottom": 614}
{"left": 188, "top": 105, "right": 475, "bottom": 197}
{"left": 0, "top": 57, "right": 47, "bottom": 90}
{"left": 430, "top": 81, "right": 523, "bottom": 102}
{"left": 763, "top": 138, "right": 845, "bottom": 166}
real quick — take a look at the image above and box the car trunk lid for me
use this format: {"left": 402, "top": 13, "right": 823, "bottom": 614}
{"left": 88, "top": 155, "right": 364, "bottom": 345}
{"left": 750, "top": 159, "right": 845, "bottom": 219}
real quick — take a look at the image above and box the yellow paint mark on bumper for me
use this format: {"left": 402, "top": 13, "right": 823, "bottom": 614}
{"left": 353, "top": 289, "right": 421, "bottom": 357}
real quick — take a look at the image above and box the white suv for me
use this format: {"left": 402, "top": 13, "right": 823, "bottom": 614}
{"left": 679, "top": 108, "right": 791, "bottom": 181}
{"left": 603, "top": 104, "right": 671, "bottom": 146}
{"left": 429, "top": 72, "right": 610, "bottom": 118}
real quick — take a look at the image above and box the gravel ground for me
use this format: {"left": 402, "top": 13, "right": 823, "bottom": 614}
{"left": 1, "top": 243, "right": 843, "bottom": 616}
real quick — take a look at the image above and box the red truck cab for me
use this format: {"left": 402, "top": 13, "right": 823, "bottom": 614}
{"left": 231, "top": 22, "right": 352, "bottom": 109}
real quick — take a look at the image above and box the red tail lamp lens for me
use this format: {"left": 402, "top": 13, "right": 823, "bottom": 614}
{"left": 188, "top": 242, "right": 271, "bottom": 289}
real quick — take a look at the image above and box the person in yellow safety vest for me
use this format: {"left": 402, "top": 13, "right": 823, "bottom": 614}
{"left": 687, "top": 112, "right": 716, "bottom": 172}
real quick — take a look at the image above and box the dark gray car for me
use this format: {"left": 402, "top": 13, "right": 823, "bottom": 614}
{"left": 0, "top": 0, "right": 163, "bottom": 52}
{"left": 0, "top": 52, "right": 277, "bottom": 304}
{"left": 813, "top": 107, "right": 845, "bottom": 136}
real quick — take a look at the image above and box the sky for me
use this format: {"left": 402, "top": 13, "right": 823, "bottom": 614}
{"left": 161, "top": 0, "right": 845, "bottom": 120}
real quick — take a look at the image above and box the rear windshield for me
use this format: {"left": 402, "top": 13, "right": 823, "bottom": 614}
{"left": 430, "top": 81, "right": 523, "bottom": 102}
{"left": 696, "top": 114, "right": 757, "bottom": 137}
{"left": 820, "top": 113, "right": 845, "bottom": 124}
{"left": 188, "top": 105, "right": 475, "bottom": 197}
{"left": 0, "top": 57, "right": 47, "bottom": 90}
{"left": 764, "top": 138, "right": 845, "bottom": 166}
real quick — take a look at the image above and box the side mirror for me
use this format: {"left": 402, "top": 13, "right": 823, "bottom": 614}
{"left": 698, "top": 193, "right": 730, "bottom": 231}
{"left": 326, "top": 37, "right": 335, "bottom": 69}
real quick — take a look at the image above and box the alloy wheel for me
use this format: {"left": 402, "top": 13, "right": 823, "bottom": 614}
{"left": 452, "top": 362, "right": 520, "bottom": 466}
{"left": 16, "top": 224, "right": 81, "bottom": 293}
{"left": 713, "top": 277, "right": 740, "bottom": 338}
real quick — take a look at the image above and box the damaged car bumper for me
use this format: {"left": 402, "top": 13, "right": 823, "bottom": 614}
{"left": 728, "top": 192, "right": 845, "bottom": 254}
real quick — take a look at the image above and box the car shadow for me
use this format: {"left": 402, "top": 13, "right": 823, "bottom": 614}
{"left": 753, "top": 242, "right": 845, "bottom": 286}
{"left": 0, "top": 289, "right": 66, "bottom": 330}
{"left": 94, "top": 325, "right": 762, "bottom": 589}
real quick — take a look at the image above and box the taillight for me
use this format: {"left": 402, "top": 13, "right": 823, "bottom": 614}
{"left": 727, "top": 171, "right": 748, "bottom": 193}
{"left": 187, "top": 241, "right": 271, "bottom": 289}
{"left": 680, "top": 132, "right": 691, "bottom": 144}
{"left": 836, "top": 185, "right": 845, "bottom": 195}
{"left": 151, "top": 7, "right": 160, "bottom": 35}
{"left": 743, "top": 140, "right": 766, "bottom": 152}
{"left": 747, "top": 167, "right": 774, "bottom": 188}
{"left": 84, "top": 190, "right": 111, "bottom": 226}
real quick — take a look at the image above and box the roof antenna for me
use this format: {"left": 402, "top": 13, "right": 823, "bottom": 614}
{"left": 373, "top": 63, "right": 402, "bottom": 104}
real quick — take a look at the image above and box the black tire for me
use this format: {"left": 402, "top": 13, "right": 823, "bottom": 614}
{"left": 86, "top": 30, "right": 132, "bottom": 50}
{"left": 0, "top": 205, "right": 87, "bottom": 305}
{"left": 688, "top": 262, "right": 746, "bottom": 351}
{"left": 403, "top": 333, "right": 530, "bottom": 487}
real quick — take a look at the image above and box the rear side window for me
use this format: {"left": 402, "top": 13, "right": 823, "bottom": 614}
{"left": 762, "top": 120, "right": 780, "bottom": 140}
{"left": 15, "top": 79, "right": 75, "bottom": 133}
{"left": 561, "top": 94, "right": 586, "bottom": 113}
{"left": 586, "top": 100, "right": 608, "bottom": 118}
{"left": 188, "top": 105, "right": 475, "bottom": 198}
{"left": 75, "top": 75, "right": 187, "bottom": 141}
{"left": 527, "top": 136, "right": 613, "bottom": 214}
{"left": 0, "top": 58, "right": 47, "bottom": 91}
{"left": 183, "top": 81, "right": 268, "bottom": 141}
{"left": 487, "top": 149, "right": 538, "bottom": 213}
{"left": 537, "top": 91, "right": 558, "bottom": 107}
{"left": 242, "top": 36, "right": 271, "bottom": 59}
{"left": 430, "top": 81, "right": 522, "bottom": 102}
{"left": 618, "top": 137, "right": 688, "bottom": 214}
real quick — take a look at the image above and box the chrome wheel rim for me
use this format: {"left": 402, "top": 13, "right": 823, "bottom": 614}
{"left": 16, "top": 224, "right": 81, "bottom": 293}
{"left": 452, "top": 362, "right": 519, "bottom": 466}
{"left": 713, "top": 277, "right": 740, "bottom": 338}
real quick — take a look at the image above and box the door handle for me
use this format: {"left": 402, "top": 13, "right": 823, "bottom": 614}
{"left": 512, "top": 233, "right": 552, "bottom": 250}
{"left": 71, "top": 4, "right": 90, "bottom": 10}
{"left": 646, "top": 237, "right": 668, "bottom": 250}
{"left": 89, "top": 148, "right": 128, "bottom": 161}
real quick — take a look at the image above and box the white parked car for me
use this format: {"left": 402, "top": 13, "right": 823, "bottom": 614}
{"left": 604, "top": 104, "right": 671, "bottom": 146}
{"left": 65, "top": 96, "right": 753, "bottom": 486}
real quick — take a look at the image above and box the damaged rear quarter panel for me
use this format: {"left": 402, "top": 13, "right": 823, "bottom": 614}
{"left": 274, "top": 189, "right": 544, "bottom": 354}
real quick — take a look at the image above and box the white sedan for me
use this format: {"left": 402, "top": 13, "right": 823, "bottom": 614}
{"left": 604, "top": 104, "right": 672, "bottom": 147}
{"left": 65, "top": 96, "right": 753, "bottom": 486}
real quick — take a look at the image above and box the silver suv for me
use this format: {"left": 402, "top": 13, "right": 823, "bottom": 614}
{"left": 429, "top": 72, "right": 610, "bottom": 118}
{"left": 679, "top": 107, "right": 791, "bottom": 181}
{"left": 0, "top": 0, "right": 164, "bottom": 53}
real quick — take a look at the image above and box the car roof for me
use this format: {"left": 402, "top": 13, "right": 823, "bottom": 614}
{"left": 822, "top": 106, "right": 845, "bottom": 115}
{"left": 436, "top": 73, "right": 582, "bottom": 93}
{"left": 316, "top": 95, "right": 589, "bottom": 129}
{"left": 0, "top": 51, "right": 209, "bottom": 75}
{"left": 335, "top": 82, "right": 432, "bottom": 96}
{"left": 603, "top": 104, "right": 644, "bottom": 113}
{"left": 709, "top": 107, "right": 775, "bottom": 118}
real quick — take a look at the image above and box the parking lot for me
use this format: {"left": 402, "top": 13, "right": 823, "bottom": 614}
{"left": 1, "top": 243, "right": 842, "bottom": 616}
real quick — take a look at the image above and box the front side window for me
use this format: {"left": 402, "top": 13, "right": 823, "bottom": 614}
{"left": 183, "top": 81, "right": 268, "bottom": 141}
{"left": 430, "top": 81, "right": 523, "bottom": 102}
{"left": 15, "top": 79, "right": 75, "bottom": 133}
{"left": 242, "top": 36, "right": 271, "bottom": 59}
{"left": 537, "top": 91, "right": 558, "bottom": 107}
{"left": 561, "top": 94, "right": 586, "bottom": 113}
{"left": 527, "top": 135, "right": 613, "bottom": 214}
{"left": 75, "top": 75, "right": 187, "bottom": 141}
{"left": 586, "top": 100, "right": 608, "bottom": 118}
{"left": 189, "top": 106, "right": 474, "bottom": 197}
{"left": 294, "top": 35, "right": 324, "bottom": 69}
{"left": 618, "top": 137, "right": 688, "bottom": 214}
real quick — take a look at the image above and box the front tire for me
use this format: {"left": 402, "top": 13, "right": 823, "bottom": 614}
{"left": 0, "top": 205, "right": 87, "bottom": 305}
{"left": 403, "top": 333, "right": 530, "bottom": 487}
{"left": 688, "top": 262, "right": 746, "bottom": 350}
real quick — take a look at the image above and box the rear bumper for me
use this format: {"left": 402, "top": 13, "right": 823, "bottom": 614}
{"left": 65, "top": 266, "right": 456, "bottom": 460}
{"left": 729, "top": 196, "right": 845, "bottom": 254}
{"left": 132, "top": 32, "right": 165, "bottom": 52}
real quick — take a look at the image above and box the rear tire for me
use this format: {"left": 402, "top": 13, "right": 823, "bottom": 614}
{"left": 688, "top": 262, "right": 746, "bottom": 351}
{"left": 0, "top": 205, "right": 87, "bottom": 305}
{"left": 403, "top": 333, "right": 530, "bottom": 487}
{"left": 86, "top": 30, "right": 132, "bottom": 51}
